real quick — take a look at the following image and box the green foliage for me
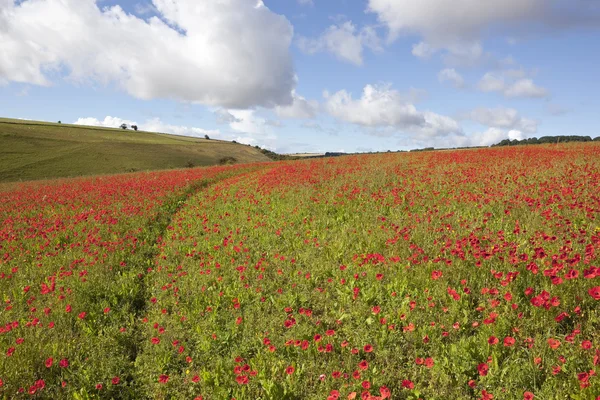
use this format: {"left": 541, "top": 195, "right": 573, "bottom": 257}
{"left": 493, "top": 135, "right": 596, "bottom": 147}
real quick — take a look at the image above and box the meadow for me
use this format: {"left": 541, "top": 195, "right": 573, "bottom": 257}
{"left": 0, "top": 144, "right": 599, "bottom": 399}
{"left": 0, "top": 118, "right": 271, "bottom": 183}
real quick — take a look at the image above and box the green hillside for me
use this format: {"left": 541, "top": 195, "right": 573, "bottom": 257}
{"left": 0, "top": 118, "right": 272, "bottom": 182}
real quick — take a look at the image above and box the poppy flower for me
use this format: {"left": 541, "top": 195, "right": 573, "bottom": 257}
{"left": 547, "top": 338, "right": 561, "bottom": 349}
{"left": 111, "top": 376, "right": 120, "bottom": 385}
{"left": 588, "top": 286, "right": 600, "bottom": 300}
{"left": 45, "top": 358, "right": 53, "bottom": 368}
{"left": 285, "top": 366, "right": 295, "bottom": 375}
{"left": 158, "top": 374, "right": 169, "bottom": 384}
{"left": 478, "top": 363, "right": 489, "bottom": 376}
{"left": 524, "top": 392, "right": 534, "bottom": 400}
{"left": 401, "top": 380, "right": 414, "bottom": 389}
{"left": 363, "top": 344, "right": 373, "bottom": 353}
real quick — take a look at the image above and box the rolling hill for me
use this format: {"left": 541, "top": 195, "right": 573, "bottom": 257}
{"left": 0, "top": 118, "right": 272, "bottom": 183}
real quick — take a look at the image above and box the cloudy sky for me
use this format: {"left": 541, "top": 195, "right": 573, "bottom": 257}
{"left": 1, "top": 0, "right": 599, "bottom": 153}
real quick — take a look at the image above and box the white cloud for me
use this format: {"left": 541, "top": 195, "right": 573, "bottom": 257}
{"left": 0, "top": 0, "right": 296, "bottom": 109}
{"left": 228, "top": 110, "right": 269, "bottom": 135}
{"left": 74, "top": 116, "right": 136, "bottom": 129}
{"left": 412, "top": 41, "right": 437, "bottom": 59}
{"left": 367, "top": 0, "right": 600, "bottom": 47}
{"left": 467, "top": 107, "right": 538, "bottom": 133}
{"left": 438, "top": 68, "right": 465, "bottom": 88}
{"left": 297, "top": 21, "right": 382, "bottom": 65}
{"left": 324, "top": 84, "right": 461, "bottom": 138}
{"left": 504, "top": 79, "right": 549, "bottom": 98}
{"left": 275, "top": 92, "right": 318, "bottom": 119}
{"left": 478, "top": 72, "right": 549, "bottom": 98}
{"left": 470, "top": 127, "right": 525, "bottom": 147}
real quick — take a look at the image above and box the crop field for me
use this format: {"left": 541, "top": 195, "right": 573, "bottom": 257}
{"left": 1, "top": 144, "right": 599, "bottom": 400}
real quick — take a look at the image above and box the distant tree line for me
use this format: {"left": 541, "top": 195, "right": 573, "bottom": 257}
{"left": 253, "top": 145, "right": 297, "bottom": 161}
{"left": 493, "top": 135, "right": 600, "bottom": 147}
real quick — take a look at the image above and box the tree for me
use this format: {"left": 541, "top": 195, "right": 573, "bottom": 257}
{"left": 120, "top": 123, "right": 128, "bottom": 130}
{"left": 204, "top": 134, "right": 210, "bottom": 140}
{"left": 57, "top": 121, "right": 61, "bottom": 124}
{"left": 131, "top": 125, "right": 138, "bottom": 131}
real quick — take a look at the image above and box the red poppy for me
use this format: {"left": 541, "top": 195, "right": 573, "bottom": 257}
{"left": 424, "top": 357, "right": 434, "bottom": 368}
{"left": 158, "top": 374, "right": 169, "bottom": 384}
{"left": 477, "top": 363, "right": 489, "bottom": 376}
{"left": 547, "top": 338, "right": 561, "bottom": 349}
{"left": 285, "top": 366, "right": 295, "bottom": 375}
{"left": 588, "top": 286, "right": 600, "bottom": 300}
{"left": 488, "top": 336, "right": 499, "bottom": 345}
{"left": 95, "top": 383, "right": 103, "bottom": 390}
{"left": 581, "top": 340, "right": 592, "bottom": 350}
{"left": 379, "top": 386, "right": 390, "bottom": 398}
{"left": 111, "top": 376, "right": 120, "bottom": 385}
{"left": 524, "top": 391, "right": 534, "bottom": 400}
{"left": 401, "top": 380, "right": 414, "bottom": 389}
{"left": 59, "top": 358, "right": 69, "bottom": 368}
{"left": 45, "top": 357, "right": 53, "bottom": 368}
{"left": 361, "top": 381, "right": 370, "bottom": 389}
{"left": 363, "top": 344, "right": 373, "bottom": 353}
{"left": 504, "top": 337, "right": 515, "bottom": 347}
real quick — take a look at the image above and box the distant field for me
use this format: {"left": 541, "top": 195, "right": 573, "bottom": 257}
{"left": 286, "top": 153, "right": 326, "bottom": 158}
{"left": 0, "top": 118, "right": 271, "bottom": 182}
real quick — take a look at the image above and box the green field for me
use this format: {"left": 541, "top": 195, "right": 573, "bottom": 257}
{"left": 0, "top": 118, "right": 272, "bottom": 183}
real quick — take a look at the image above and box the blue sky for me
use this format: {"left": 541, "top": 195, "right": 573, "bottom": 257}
{"left": 1, "top": 0, "right": 599, "bottom": 153}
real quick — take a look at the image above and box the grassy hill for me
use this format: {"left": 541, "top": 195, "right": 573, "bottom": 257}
{"left": 0, "top": 118, "right": 272, "bottom": 182}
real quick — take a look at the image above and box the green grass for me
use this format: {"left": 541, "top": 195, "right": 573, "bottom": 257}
{"left": 0, "top": 118, "right": 272, "bottom": 182}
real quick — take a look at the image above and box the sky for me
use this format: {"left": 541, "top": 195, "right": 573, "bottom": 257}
{"left": 1, "top": 0, "right": 600, "bottom": 153}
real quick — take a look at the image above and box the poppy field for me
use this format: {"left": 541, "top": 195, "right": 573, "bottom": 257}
{"left": 1, "top": 144, "right": 600, "bottom": 399}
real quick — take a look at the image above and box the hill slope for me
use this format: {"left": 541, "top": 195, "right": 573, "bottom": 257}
{"left": 0, "top": 118, "right": 272, "bottom": 182}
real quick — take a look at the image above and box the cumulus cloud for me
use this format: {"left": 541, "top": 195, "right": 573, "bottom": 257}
{"left": 74, "top": 116, "right": 219, "bottom": 138}
{"left": 467, "top": 107, "right": 538, "bottom": 133}
{"left": 324, "top": 84, "right": 461, "bottom": 138}
{"left": 275, "top": 92, "right": 319, "bottom": 119}
{"left": 0, "top": 0, "right": 296, "bottom": 109}
{"left": 297, "top": 21, "right": 382, "bottom": 65}
{"left": 367, "top": 0, "right": 600, "bottom": 47}
{"left": 471, "top": 127, "right": 525, "bottom": 146}
{"left": 438, "top": 68, "right": 465, "bottom": 88}
{"left": 503, "top": 79, "right": 549, "bottom": 98}
{"left": 478, "top": 72, "right": 549, "bottom": 98}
